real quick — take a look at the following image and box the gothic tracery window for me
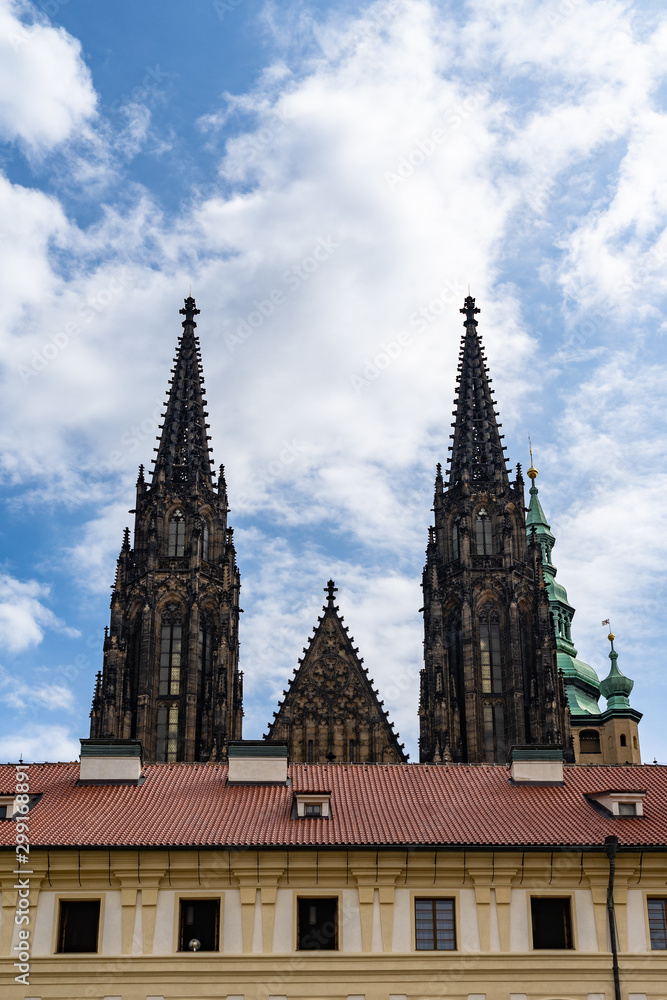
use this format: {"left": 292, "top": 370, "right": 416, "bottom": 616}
{"left": 201, "top": 519, "right": 210, "bottom": 561}
{"left": 159, "top": 609, "right": 183, "bottom": 697}
{"left": 156, "top": 704, "right": 179, "bottom": 762}
{"left": 479, "top": 606, "right": 502, "bottom": 693}
{"left": 475, "top": 509, "right": 493, "bottom": 554}
{"left": 198, "top": 618, "right": 214, "bottom": 699}
{"left": 452, "top": 517, "right": 460, "bottom": 561}
{"left": 483, "top": 701, "right": 505, "bottom": 763}
{"left": 168, "top": 509, "right": 185, "bottom": 557}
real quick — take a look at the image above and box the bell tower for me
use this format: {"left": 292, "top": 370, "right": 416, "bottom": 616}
{"left": 419, "top": 296, "right": 572, "bottom": 763}
{"left": 90, "top": 297, "right": 243, "bottom": 761}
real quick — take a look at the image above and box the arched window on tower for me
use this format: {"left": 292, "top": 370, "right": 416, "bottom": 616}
{"left": 579, "top": 729, "right": 601, "bottom": 754}
{"left": 452, "top": 517, "right": 460, "bottom": 561}
{"left": 159, "top": 610, "right": 183, "bottom": 697}
{"left": 168, "top": 509, "right": 185, "bottom": 557}
{"left": 475, "top": 509, "right": 493, "bottom": 554}
{"left": 479, "top": 606, "right": 502, "bottom": 693}
{"left": 201, "top": 519, "right": 210, "bottom": 561}
{"left": 198, "top": 619, "right": 214, "bottom": 700}
{"left": 483, "top": 701, "right": 505, "bottom": 763}
{"left": 519, "top": 613, "right": 532, "bottom": 742}
{"left": 156, "top": 704, "right": 179, "bottom": 762}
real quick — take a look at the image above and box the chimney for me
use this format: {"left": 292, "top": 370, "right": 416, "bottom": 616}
{"left": 79, "top": 739, "right": 143, "bottom": 784}
{"left": 509, "top": 745, "right": 564, "bottom": 785}
{"left": 227, "top": 740, "right": 288, "bottom": 784}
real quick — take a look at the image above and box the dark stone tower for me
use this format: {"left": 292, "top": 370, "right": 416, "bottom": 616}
{"left": 419, "top": 296, "right": 572, "bottom": 763}
{"left": 90, "top": 297, "right": 243, "bottom": 761}
{"left": 267, "top": 581, "right": 407, "bottom": 763}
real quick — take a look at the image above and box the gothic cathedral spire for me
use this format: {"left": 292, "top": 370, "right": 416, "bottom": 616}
{"left": 419, "top": 297, "right": 572, "bottom": 764}
{"left": 90, "top": 298, "right": 243, "bottom": 761}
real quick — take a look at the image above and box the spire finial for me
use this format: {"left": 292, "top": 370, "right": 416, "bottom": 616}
{"left": 460, "top": 295, "right": 480, "bottom": 327}
{"left": 527, "top": 436, "right": 538, "bottom": 481}
{"left": 601, "top": 619, "right": 614, "bottom": 644}
{"left": 325, "top": 579, "right": 338, "bottom": 606}
{"left": 179, "top": 295, "right": 200, "bottom": 329}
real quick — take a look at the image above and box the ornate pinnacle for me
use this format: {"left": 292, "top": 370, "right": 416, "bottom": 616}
{"left": 460, "top": 295, "right": 480, "bottom": 327}
{"left": 325, "top": 579, "right": 338, "bottom": 606}
{"left": 179, "top": 295, "right": 200, "bottom": 329}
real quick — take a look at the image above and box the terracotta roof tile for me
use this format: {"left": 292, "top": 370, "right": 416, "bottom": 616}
{"left": 1, "top": 762, "right": 666, "bottom": 849}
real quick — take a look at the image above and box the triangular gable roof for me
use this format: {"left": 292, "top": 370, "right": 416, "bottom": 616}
{"left": 266, "top": 581, "right": 407, "bottom": 763}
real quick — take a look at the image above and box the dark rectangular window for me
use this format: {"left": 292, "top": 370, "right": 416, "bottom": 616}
{"left": 648, "top": 899, "right": 667, "bottom": 950}
{"left": 531, "top": 897, "right": 572, "bottom": 949}
{"left": 415, "top": 898, "right": 456, "bottom": 950}
{"left": 179, "top": 899, "right": 220, "bottom": 952}
{"left": 58, "top": 900, "right": 100, "bottom": 953}
{"left": 0, "top": 805, "right": 7, "bottom": 819}
{"left": 349, "top": 739, "right": 355, "bottom": 762}
{"left": 304, "top": 802, "right": 321, "bottom": 817}
{"left": 297, "top": 897, "right": 337, "bottom": 950}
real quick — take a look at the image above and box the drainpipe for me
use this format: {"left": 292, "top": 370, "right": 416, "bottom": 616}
{"left": 604, "top": 835, "right": 621, "bottom": 1000}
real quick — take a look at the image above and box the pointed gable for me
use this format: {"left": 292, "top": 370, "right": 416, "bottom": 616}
{"left": 266, "top": 581, "right": 407, "bottom": 764}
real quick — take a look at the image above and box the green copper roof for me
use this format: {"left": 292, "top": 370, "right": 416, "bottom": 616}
{"left": 526, "top": 470, "right": 601, "bottom": 719}
{"left": 600, "top": 637, "right": 634, "bottom": 711}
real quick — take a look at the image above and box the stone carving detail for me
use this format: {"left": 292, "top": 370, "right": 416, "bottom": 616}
{"left": 419, "top": 297, "right": 572, "bottom": 764}
{"left": 267, "top": 582, "right": 407, "bottom": 764}
{"left": 90, "top": 299, "right": 242, "bottom": 762}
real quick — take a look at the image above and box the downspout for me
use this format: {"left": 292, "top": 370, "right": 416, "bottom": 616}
{"left": 604, "top": 835, "right": 621, "bottom": 1000}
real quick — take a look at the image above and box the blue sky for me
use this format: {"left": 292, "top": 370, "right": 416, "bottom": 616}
{"left": 1, "top": 0, "right": 666, "bottom": 763}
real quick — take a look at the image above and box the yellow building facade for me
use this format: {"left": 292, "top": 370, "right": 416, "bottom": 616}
{"left": 1, "top": 744, "right": 666, "bottom": 1000}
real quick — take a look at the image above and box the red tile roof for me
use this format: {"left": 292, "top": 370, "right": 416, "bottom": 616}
{"left": 1, "top": 762, "right": 666, "bottom": 850}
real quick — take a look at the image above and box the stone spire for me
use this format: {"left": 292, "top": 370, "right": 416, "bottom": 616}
{"left": 266, "top": 582, "right": 407, "bottom": 764}
{"left": 420, "top": 297, "right": 572, "bottom": 764}
{"left": 447, "top": 296, "right": 508, "bottom": 488}
{"left": 90, "top": 298, "right": 242, "bottom": 762}
{"left": 153, "top": 295, "right": 213, "bottom": 487}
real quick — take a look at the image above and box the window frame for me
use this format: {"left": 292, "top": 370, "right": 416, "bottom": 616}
{"left": 475, "top": 508, "right": 493, "bottom": 555}
{"left": 409, "top": 891, "right": 460, "bottom": 953}
{"left": 168, "top": 508, "right": 186, "bottom": 558}
{"left": 414, "top": 896, "right": 457, "bottom": 951}
{"left": 579, "top": 728, "right": 602, "bottom": 754}
{"left": 647, "top": 897, "right": 667, "bottom": 951}
{"left": 54, "top": 896, "right": 103, "bottom": 955}
{"left": 177, "top": 896, "right": 222, "bottom": 953}
{"left": 295, "top": 893, "right": 340, "bottom": 951}
{"left": 529, "top": 894, "right": 575, "bottom": 951}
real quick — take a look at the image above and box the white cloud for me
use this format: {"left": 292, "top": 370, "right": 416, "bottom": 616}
{"left": 0, "top": 572, "right": 79, "bottom": 652}
{"left": 0, "top": 665, "right": 76, "bottom": 711}
{"left": 0, "top": 724, "right": 80, "bottom": 763}
{"left": 0, "top": 0, "right": 666, "bottom": 758}
{"left": 0, "top": 0, "right": 97, "bottom": 152}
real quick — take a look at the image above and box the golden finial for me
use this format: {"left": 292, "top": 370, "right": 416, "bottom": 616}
{"left": 527, "top": 437, "right": 538, "bottom": 480}
{"left": 601, "top": 619, "right": 614, "bottom": 642}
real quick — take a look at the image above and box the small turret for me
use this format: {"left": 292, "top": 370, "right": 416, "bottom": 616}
{"left": 600, "top": 632, "right": 634, "bottom": 709}
{"left": 598, "top": 631, "right": 642, "bottom": 764}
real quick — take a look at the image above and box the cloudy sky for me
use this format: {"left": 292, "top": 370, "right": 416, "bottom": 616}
{"left": 1, "top": 0, "right": 666, "bottom": 764}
